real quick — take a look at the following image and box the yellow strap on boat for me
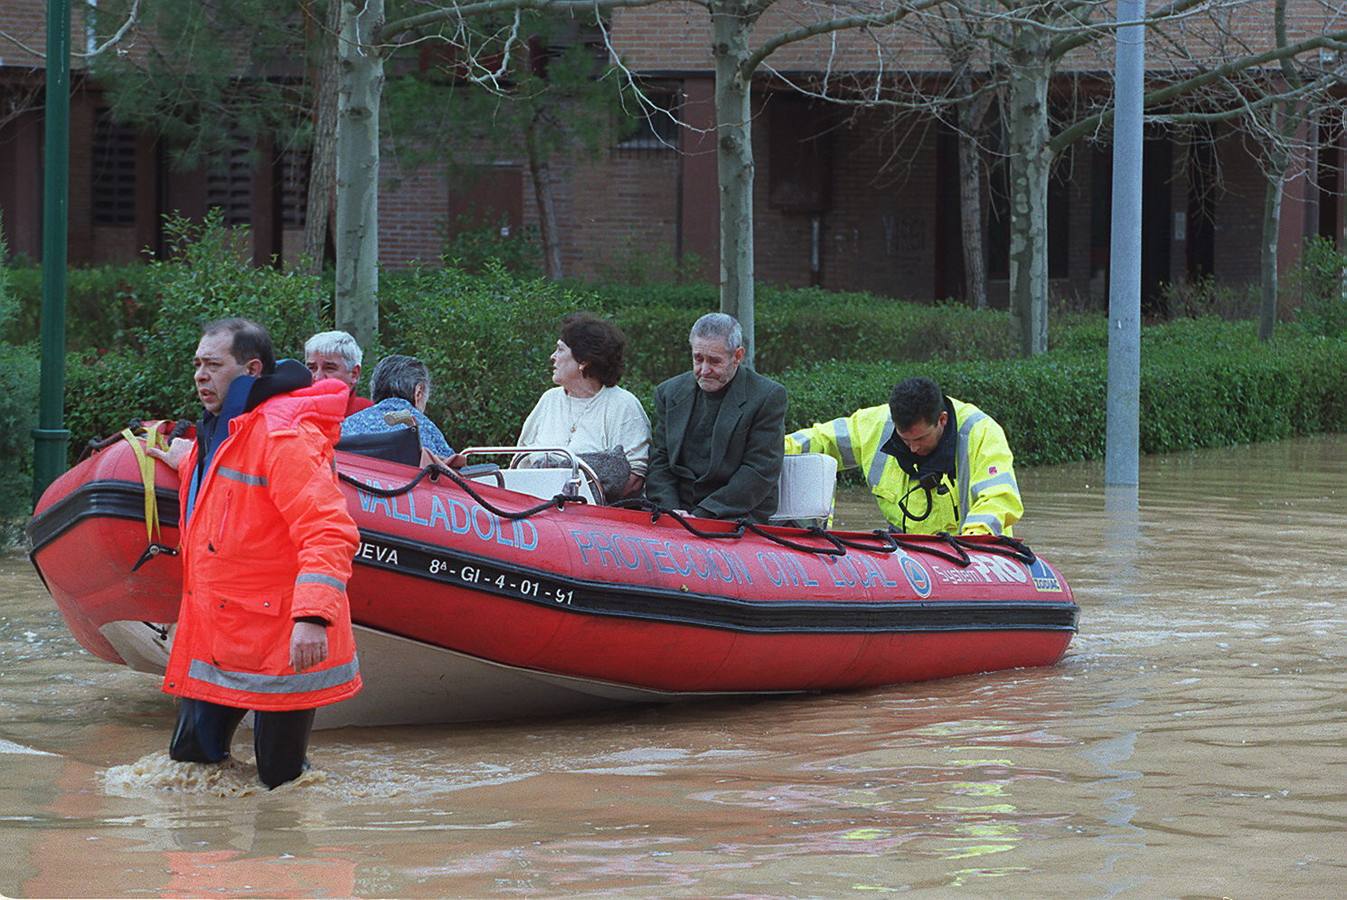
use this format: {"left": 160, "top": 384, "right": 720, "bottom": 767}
{"left": 122, "top": 427, "right": 168, "bottom": 544}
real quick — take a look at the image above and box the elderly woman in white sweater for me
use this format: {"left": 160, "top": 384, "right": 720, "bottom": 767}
{"left": 517, "top": 312, "right": 651, "bottom": 499}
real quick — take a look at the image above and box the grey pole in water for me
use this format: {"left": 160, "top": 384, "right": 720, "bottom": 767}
{"left": 1105, "top": 0, "right": 1146, "bottom": 489}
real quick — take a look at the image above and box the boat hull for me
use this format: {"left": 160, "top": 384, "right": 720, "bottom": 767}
{"left": 29, "top": 442, "right": 1078, "bottom": 725}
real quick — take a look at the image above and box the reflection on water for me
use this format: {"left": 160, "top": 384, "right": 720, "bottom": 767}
{"left": 2, "top": 435, "right": 1345, "bottom": 896}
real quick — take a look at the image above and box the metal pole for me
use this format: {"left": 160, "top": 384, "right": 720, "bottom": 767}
{"left": 34, "top": 0, "right": 72, "bottom": 505}
{"left": 1105, "top": 0, "right": 1145, "bottom": 488}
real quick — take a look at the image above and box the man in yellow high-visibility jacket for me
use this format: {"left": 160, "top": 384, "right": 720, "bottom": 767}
{"left": 785, "top": 376, "right": 1022, "bottom": 535}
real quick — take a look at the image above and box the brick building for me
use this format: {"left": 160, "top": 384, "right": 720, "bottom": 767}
{"left": 2, "top": 0, "right": 1343, "bottom": 310}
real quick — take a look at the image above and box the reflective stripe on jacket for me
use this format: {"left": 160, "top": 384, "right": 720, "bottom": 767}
{"left": 163, "top": 378, "right": 362, "bottom": 711}
{"left": 785, "top": 397, "right": 1022, "bottom": 536}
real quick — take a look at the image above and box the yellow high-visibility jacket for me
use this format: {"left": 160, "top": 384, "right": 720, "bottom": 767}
{"left": 785, "top": 397, "right": 1022, "bottom": 535}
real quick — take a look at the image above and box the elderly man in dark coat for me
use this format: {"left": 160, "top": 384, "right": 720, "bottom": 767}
{"left": 645, "top": 313, "right": 787, "bottom": 522}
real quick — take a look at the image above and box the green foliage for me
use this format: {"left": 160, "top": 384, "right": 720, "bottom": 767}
{"left": 64, "top": 211, "right": 325, "bottom": 451}
{"left": 781, "top": 318, "right": 1347, "bottom": 468}
{"left": 4, "top": 263, "right": 160, "bottom": 348}
{"left": 31, "top": 246, "right": 1347, "bottom": 489}
{"left": 1289, "top": 236, "right": 1347, "bottom": 339}
{"left": 378, "top": 263, "right": 593, "bottom": 450}
{"left": 91, "top": 0, "right": 315, "bottom": 167}
{"left": 594, "top": 285, "right": 1023, "bottom": 383}
{"left": 0, "top": 342, "right": 39, "bottom": 518}
{"left": 0, "top": 220, "right": 39, "bottom": 517}
{"left": 591, "top": 239, "right": 706, "bottom": 287}
{"left": 1157, "top": 275, "right": 1258, "bottom": 321}
{"left": 0, "top": 214, "right": 14, "bottom": 328}
{"left": 384, "top": 15, "right": 629, "bottom": 196}
{"left": 441, "top": 216, "right": 543, "bottom": 277}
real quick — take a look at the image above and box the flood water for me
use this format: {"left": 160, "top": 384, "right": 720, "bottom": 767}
{"left": 2, "top": 435, "right": 1344, "bottom": 897}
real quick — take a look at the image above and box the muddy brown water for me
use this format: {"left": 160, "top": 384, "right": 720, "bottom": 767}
{"left": 1, "top": 436, "right": 1344, "bottom": 896}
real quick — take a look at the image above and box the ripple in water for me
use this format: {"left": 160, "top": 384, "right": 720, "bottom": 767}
{"left": 102, "top": 751, "right": 329, "bottom": 798}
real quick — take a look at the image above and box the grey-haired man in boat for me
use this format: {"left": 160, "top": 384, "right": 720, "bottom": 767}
{"left": 644, "top": 313, "right": 787, "bottom": 522}
{"left": 305, "top": 330, "right": 373, "bottom": 417}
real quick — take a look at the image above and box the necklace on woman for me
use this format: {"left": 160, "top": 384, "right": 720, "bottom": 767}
{"left": 566, "top": 388, "right": 602, "bottom": 433}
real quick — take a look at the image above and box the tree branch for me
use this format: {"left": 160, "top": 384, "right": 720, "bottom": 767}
{"left": 1050, "top": 27, "right": 1347, "bottom": 153}
{"left": 0, "top": 0, "right": 142, "bottom": 60}
{"left": 1049, "top": 0, "right": 1211, "bottom": 60}
{"left": 1147, "top": 71, "right": 1344, "bottom": 127}
{"left": 742, "top": 0, "right": 946, "bottom": 79}
{"left": 380, "top": 0, "right": 683, "bottom": 45}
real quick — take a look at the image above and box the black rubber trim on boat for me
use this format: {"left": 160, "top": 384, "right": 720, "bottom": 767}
{"left": 27, "top": 480, "right": 180, "bottom": 553}
{"left": 352, "top": 528, "right": 1080, "bottom": 635}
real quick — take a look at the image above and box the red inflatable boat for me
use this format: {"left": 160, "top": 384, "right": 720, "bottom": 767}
{"left": 28, "top": 436, "right": 1077, "bottom": 727}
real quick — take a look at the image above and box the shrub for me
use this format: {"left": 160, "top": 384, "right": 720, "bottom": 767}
{"left": 4, "top": 263, "right": 161, "bottom": 350}
{"left": 1289, "top": 236, "right": 1347, "bottom": 339}
{"left": 591, "top": 238, "right": 705, "bottom": 286}
{"left": 591, "top": 285, "right": 1024, "bottom": 383}
{"left": 1158, "top": 275, "right": 1257, "bottom": 321}
{"left": 779, "top": 326, "right": 1347, "bottom": 468}
{"left": 0, "top": 221, "right": 39, "bottom": 517}
{"left": 64, "top": 211, "right": 326, "bottom": 452}
{"left": 440, "top": 216, "right": 544, "bottom": 277}
{"left": 379, "top": 263, "right": 591, "bottom": 450}
{"left": 30, "top": 247, "right": 1347, "bottom": 481}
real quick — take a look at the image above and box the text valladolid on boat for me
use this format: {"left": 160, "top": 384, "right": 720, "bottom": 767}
{"left": 27, "top": 425, "right": 1078, "bottom": 728}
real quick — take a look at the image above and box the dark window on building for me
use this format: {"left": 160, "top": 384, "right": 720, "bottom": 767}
{"left": 206, "top": 136, "right": 255, "bottom": 225}
{"left": 280, "top": 147, "right": 309, "bottom": 229}
{"left": 92, "top": 109, "right": 137, "bottom": 225}
{"left": 616, "top": 88, "right": 681, "bottom": 152}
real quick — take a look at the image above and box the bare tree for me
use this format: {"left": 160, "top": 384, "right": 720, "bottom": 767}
{"left": 333, "top": 0, "right": 946, "bottom": 359}
{"left": 862, "top": 0, "right": 1347, "bottom": 355}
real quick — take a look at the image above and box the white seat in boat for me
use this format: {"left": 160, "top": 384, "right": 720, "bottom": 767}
{"left": 769, "top": 453, "right": 838, "bottom": 527}
{"left": 472, "top": 467, "right": 599, "bottom": 505}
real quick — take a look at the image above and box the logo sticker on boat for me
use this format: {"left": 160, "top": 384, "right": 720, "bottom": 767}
{"left": 898, "top": 553, "right": 932, "bottom": 598}
{"left": 1028, "top": 558, "right": 1063, "bottom": 592}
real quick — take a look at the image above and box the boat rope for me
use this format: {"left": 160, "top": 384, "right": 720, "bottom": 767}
{"left": 334, "top": 463, "right": 1037, "bottom": 569}
{"left": 338, "top": 462, "right": 583, "bottom": 521}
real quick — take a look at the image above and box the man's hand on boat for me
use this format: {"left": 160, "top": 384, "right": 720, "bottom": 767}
{"left": 290, "top": 620, "right": 329, "bottom": 672}
{"left": 145, "top": 436, "right": 193, "bottom": 471}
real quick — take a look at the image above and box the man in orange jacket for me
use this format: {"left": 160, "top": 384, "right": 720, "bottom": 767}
{"left": 148, "top": 317, "right": 361, "bottom": 788}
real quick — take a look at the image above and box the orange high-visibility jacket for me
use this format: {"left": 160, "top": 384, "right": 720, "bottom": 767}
{"left": 162, "top": 378, "right": 362, "bottom": 711}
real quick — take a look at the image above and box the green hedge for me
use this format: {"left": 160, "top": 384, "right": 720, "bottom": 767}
{"left": 0, "top": 222, "right": 38, "bottom": 518}
{"left": 586, "top": 284, "right": 1025, "bottom": 381}
{"left": 380, "top": 263, "right": 598, "bottom": 450}
{"left": 780, "top": 320, "right": 1347, "bottom": 468}
{"left": 8, "top": 240, "right": 1345, "bottom": 485}
{"left": 62, "top": 213, "right": 326, "bottom": 450}
{"left": 4, "top": 263, "right": 161, "bottom": 350}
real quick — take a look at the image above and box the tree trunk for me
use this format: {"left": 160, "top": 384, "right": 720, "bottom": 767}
{"left": 301, "top": 0, "right": 342, "bottom": 274}
{"left": 1259, "top": 154, "right": 1286, "bottom": 343}
{"left": 1259, "top": 101, "right": 1307, "bottom": 343}
{"left": 712, "top": 0, "right": 759, "bottom": 364}
{"left": 334, "top": 0, "right": 383, "bottom": 350}
{"left": 526, "top": 117, "right": 564, "bottom": 280}
{"left": 957, "top": 94, "right": 992, "bottom": 309}
{"left": 1005, "top": 30, "right": 1053, "bottom": 356}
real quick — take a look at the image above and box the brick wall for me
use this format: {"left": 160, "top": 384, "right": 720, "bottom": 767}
{"left": 1212, "top": 132, "right": 1271, "bottom": 289}
{"left": 378, "top": 152, "right": 450, "bottom": 267}
{"left": 537, "top": 150, "right": 682, "bottom": 282}
{"left": 613, "top": 1, "right": 1341, "bottom": 74}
